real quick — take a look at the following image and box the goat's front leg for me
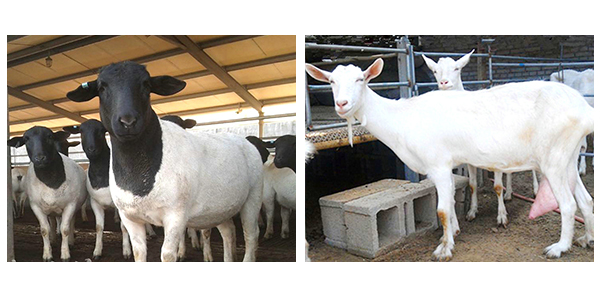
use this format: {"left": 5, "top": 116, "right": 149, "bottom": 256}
{"left": 429, "top": 169, "right": 456, "bottom": 261}
{"left": 573, "top": 165, "right": 594, "bottom": 248}
{"left": 493, "top": 172, "right": 508, "bottom": 228}
{"left": 118, "top": 212, "right": 147, "bottom": 262}
{"left": 466, "top": 164, "right": 478, "bottom": 221}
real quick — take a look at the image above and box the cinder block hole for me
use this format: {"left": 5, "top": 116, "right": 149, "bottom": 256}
{"left": 376, "top": 206, "right": 401, "bottom": 248}
{"left": 413, "top": 195, "right": 435, "bottom": 231}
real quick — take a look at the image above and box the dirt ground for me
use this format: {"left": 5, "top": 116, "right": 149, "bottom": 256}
{"left": 306, "top": 158, "right": 594, "bottom": 262}
{"left": 12, "top": 206, "right": 295, "bottom": 262}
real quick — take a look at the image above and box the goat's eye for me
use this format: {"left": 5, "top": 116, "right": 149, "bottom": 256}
{"left": 329, "top": 80, "right": 336, "bottom": 84}
{"left": 454, "top": 68, "right": 459, "bottom": 71}
{"left": 433, "top": 71, "right": 437, "bottom": 74}
{"left": 356, "top": 78, "right": 364, "bottom": 82}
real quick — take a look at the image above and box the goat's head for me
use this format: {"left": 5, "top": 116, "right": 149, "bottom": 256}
{"left": 63, "top": 120, "right": 107, "bottom": 160}
{"left": 8, "top": 126, "right": 68, "bottom": 168}
{"left": 66, "top": 61, "right": 186, "bottom": 142}
{"left": 422, "top": 50, "right": 473, "bottom": 91}
{"left": 306, "top": 59, "right": 383, "bottom": 119}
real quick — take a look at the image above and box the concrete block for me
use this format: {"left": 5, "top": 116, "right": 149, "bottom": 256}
{"left": 318, "top": 175, "right": 470, "bottom": 258}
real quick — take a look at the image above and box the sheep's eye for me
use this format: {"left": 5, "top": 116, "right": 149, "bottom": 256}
{"left": 98, "top": 82, "right": 107, "bottom": 93}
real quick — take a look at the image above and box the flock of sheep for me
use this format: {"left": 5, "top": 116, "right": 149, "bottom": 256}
{"left": 9, "top": 61, "right": 297, "bottom": 262}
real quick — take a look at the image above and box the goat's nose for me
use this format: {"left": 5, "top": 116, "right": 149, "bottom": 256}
{"left": 336, "top": 100, "right": 348, "bottom": 108}
{"left": 119, "top": 115, "right": 137, "bottom": 128}
{"left": 440, "top": 80, "right": 449, "bottom": 85}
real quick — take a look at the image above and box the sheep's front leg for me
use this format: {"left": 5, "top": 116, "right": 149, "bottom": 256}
{"left": 162, "top": 216, "right": 186, "bottom": 262}
{"left": 217, "top": 219, "right": 236, "bottom": 262}
{"left": 118, "top": 212, "right": 147, "bottom": 262}
{"left": 201, "top": 229, "right": 213, "bottom": 262}
{"left": 429, "top": 169, "right": 456, "bottom": 261}
{"left": 59, "top": 204, "right": 77, "bottom": 261}
{"left": 188, "top": 228, "right": 200, "bottom": 250}
{"left": 493, "top": 172, "right": 508, "bottom": 228}
{"left": 31, "top": 205, "right": 53, "bottom": 261}
{"left": 90, "top": 199, "right": 105, "bottom": 260}
{"left": 262, "top": 187, "right": 276, "bottom": 240}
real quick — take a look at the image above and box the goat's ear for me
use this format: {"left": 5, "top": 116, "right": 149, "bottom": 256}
{"left": 422, "top": 54, "right": 437, "bottom": 72}
{"left": 150, "top": 76, "right": 186, "bottom": 96}
{"left": 305, "top": 64, "right": 331, "bottom": 83}
{"left": 456, "top": 49, "right": 474, "bottom": 69}
{"left": 67, "top": 81, "right": 98, "bottom": 102}
{"left": 53, "top": 131, "right": 71, "bottom": 142}
{"left": 7, "top": 137, "right": 25, "bottom": 148}
{"left": 364, "top": 58, "right": 384, "bottom": 82}
{"left": 62, "top": 125, "right": 81, "bottom": 134}
{"left": 68, "top": 141, "right": 80, "bottom": 147}
{"left": 183, "top": 119, "right": 197, "bottom": 129}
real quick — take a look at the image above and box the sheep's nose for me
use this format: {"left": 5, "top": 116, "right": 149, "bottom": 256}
{"left": 33, "top": 155, "right": 47, "bottom": 163}
{"left": 17, "top": 175, "right": 23, "bottom": 181}
{"left": 119, "top": 115, "right": 137, "bottom": 128}
{"left": 336, "top": 100, "right": 348, "bottom": 108}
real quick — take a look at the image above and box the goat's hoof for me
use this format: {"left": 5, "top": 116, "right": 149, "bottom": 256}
{"left": 93, "top": 255, "right": 102, "bottom": 261}
{"left": 544, "top": 243, "right": 569, "bottom": 259}
{"left": 465, "top": 212, "right": 477, "bottom": 222}
{"left": 43, "top": 257, "right": 53, "bottom": 262}
{"left": 576, "top": 236, "right": 594, "bottom": 248}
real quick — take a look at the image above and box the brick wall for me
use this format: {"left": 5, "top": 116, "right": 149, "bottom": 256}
{"left": 417, "top": 35, "right": 594, "bottom": 89}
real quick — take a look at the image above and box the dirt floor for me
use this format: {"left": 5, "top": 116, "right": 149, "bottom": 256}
{"left": 306, "top": 159, "right": 594, "bottom": 262}
{"left": 12, "top": 206, "right": 295, "bottom": 262}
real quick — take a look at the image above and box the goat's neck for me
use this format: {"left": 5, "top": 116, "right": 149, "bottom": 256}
{"left": 353, "top": 88, "right": 407, "bottom": 143}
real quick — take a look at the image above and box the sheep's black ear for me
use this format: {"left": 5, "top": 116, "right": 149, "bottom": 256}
{"left": 67, "top": 81, "right": 99, "bottom": 102}
{"left": 183, "top": 119, "right": 196, "bottom": 129}
{"left": 62, "top": 125, "right": 81, "bottom": 134}
{"left": 8, "top": 137, "right": 25, "bottom": 148}
{"left": 53, "top": 131, "right": 71, "bottom": 142}
{"left": 245, "top": 136, "right": 270, "bottom": 164}
{"left": 150, "top": 76, "right": 186, "bottom": 96}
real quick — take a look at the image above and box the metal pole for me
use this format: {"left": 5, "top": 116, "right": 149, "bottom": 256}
{"left": 305, "top": 73, "right": 312, "bottom": 128}
{"left": 305, "top": 42, "right": 408, "bottom": 54}
{"left": 492, "top": 62, "right": 593, "bottom": 67}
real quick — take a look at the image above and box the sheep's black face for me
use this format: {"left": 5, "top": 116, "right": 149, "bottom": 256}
{"left": 96, "top": 62, "right": 154, "bottom": 142}
{"left": 79, "top": 120, "right": 108, "bottom": 159}
{"left": 273, "top": 135, "right": 296, "bottom": 172}
{"left": 66, "top": 61, "right": 186, "bottom": 143}
{"left": 9, "top": 127, "right": 64, "bottom": 168}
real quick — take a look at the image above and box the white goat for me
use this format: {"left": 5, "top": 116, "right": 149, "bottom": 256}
{"left": 11, "top": 167, "right": 28, "bottom": 218}
{"left": 550, "top": 69, "right": 594, "bottom": 175}
{"left": 306, "top": 59, "right": 594, "bottom": 260}
{"left": 8, "top": 127, "right": 87, "bottom": 261}
{"left": 423, "top": 50, "right": 511, "bottom": 227}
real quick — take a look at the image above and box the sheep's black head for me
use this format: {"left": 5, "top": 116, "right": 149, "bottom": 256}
{"left": 53, "top": 132, "right": 79, "bottom": 156}
{"left": 8, "top": 126, "right": 67, "bottom": 168}
{"left": 64, "top": 120, "right": 108, "bottom": 160}
{"left": 272, "top": 135, "right": 296, "bottom": 172}
{"left": 66, "top": 61, "right": 186, "bottom": 142}
{"left": 161, "top": 115, "right": 197, "bottom": 129}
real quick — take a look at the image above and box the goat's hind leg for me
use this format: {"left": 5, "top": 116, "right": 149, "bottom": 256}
{"left": 543, "top": 168, "right": 577, "bottom": 258}
{"left": 465, "top": 165, "right": 478, "bottom": 222}
{"left": 493, "top": 172, "right": 508, "bottom": 228}
{"left": 430, "top": 169, "right": 456, "bottom": 261}
{"left": 573, "top": 169, "right": 594, "bottom": 248}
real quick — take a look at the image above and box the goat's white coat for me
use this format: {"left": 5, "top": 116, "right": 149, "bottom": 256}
{"left": 111, "top": 120, "right": 263, "bottom": 262}
{"left": 306, "top": 59, "right": 594, "bottom": 259}
{"left": 550, "top": 69, "right": 594, "bottom": 175}
{"left": 423, "top": 51, "right": 512, "bottom": 226}
{"left": 25, "top": 154, "right": 87, "bottom": 261}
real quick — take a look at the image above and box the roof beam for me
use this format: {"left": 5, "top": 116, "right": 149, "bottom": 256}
{"left": 7, "top": 86, "right": 87, "bottom": 123}
{"left": 8, "top": 35, "right": 116, "bottom": 68}
{"left": 9, "top": 77, "right": 295, "bottom": 125}
{"left": 7, "top": 35, "right": 26, "bottom": 42}
{"left": 173, "top": 35, "right": 264, "bottom": 112}
{"left": 9, "top": 96, "right": 295, "bottom": 136}
{"left": 8, "top": 35, "right": 91, "bottom": 62}
{"left": 14, "top": 35, "right": 260, "bottom": 91}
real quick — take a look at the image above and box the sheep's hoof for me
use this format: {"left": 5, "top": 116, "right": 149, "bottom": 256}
{"left": 93, "top": 255, "right": 102, "bottom": 261}
{"left": 281, "top": 232, "right": 289, "bottom": 239}
{"left": 43, "top": 257, "right": 53, "bottom": 262}
{"left": 263, "top": 232, "right": 273, "bottom": 240}
{"left": 61, "top": 258, "right": 70, "bottom": 262}
{"left": 177, "top": 256, "right": 185, "bottom": 262}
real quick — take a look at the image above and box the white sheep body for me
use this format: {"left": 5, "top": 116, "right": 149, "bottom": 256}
{"left": 262, "top": 155, "right": 296, "bottom": 239}
{"left": 25, "top": 154, "right": 87, "bottom": 261}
